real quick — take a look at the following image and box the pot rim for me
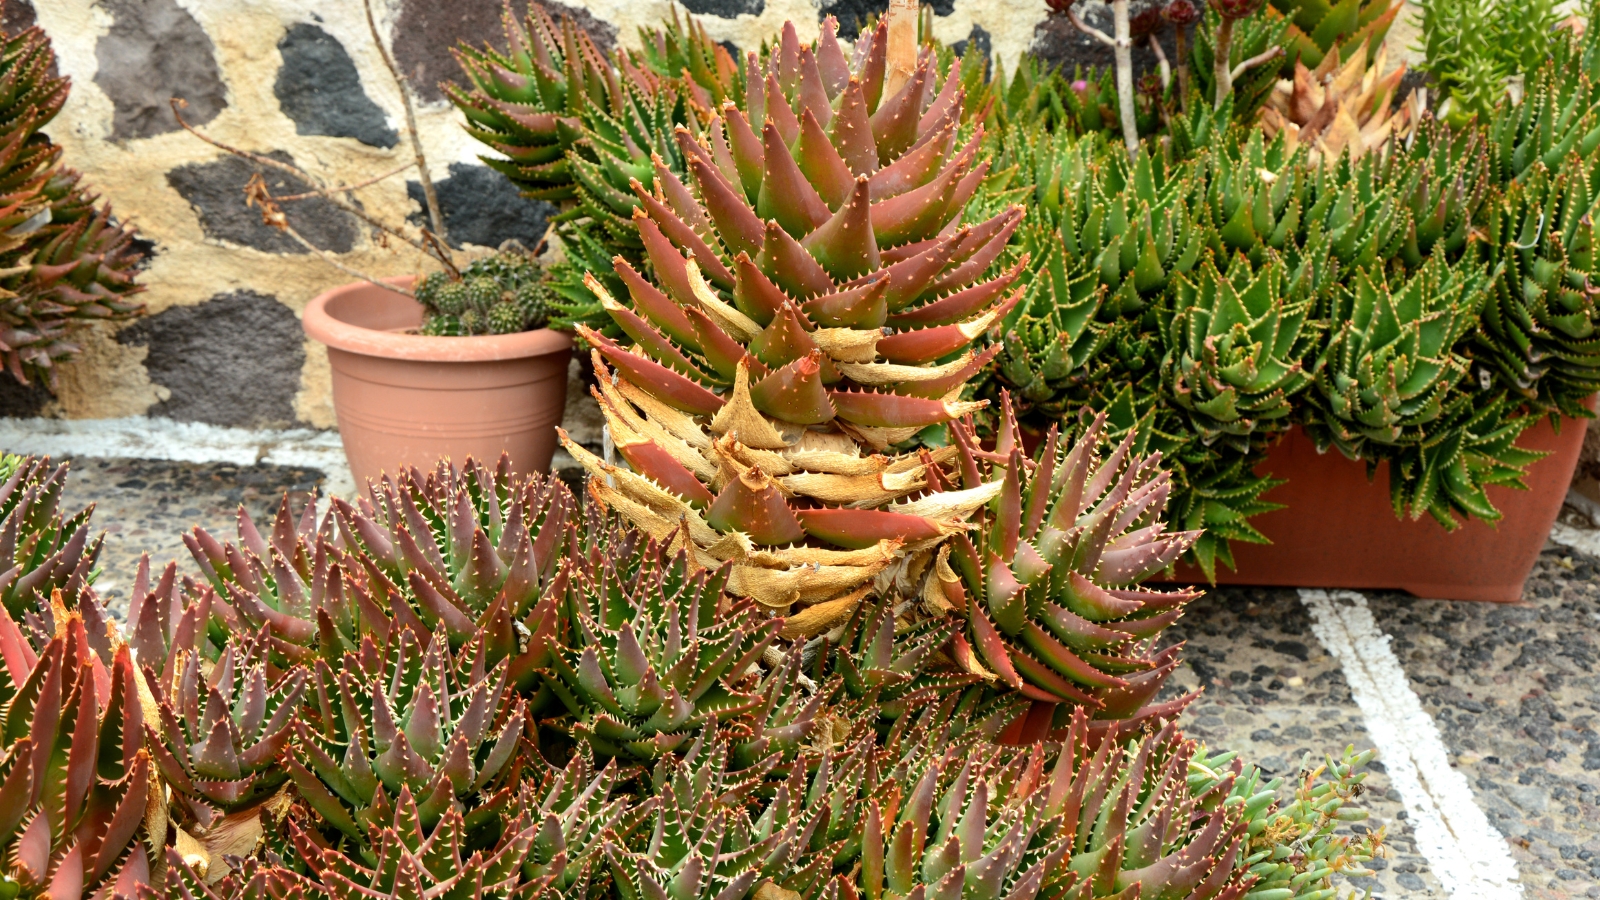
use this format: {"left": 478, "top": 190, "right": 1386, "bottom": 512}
{"left": 303, "top": 275, "right": 574, "bottom": 362}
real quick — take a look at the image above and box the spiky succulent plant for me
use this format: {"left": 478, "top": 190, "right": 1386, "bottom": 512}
{"left": 925, "top": 396, "right": 1201, "bottom": 725}
{"left": 330, "top": 457, "right": 574, "bottom": 649}
{"left": 0, "top": 29, "right": 145, "bottom": 387}
{"left": 788, "top": 707, "right": 1257, "bottom": 900}
{"left": 0, "top": 608, "right": 156, "bottom": 900}
{"left": 0, "top": 455, "right": 101, "bottom": 617}
{"left": 1485, "top": 24, "right": 1600, "bottom": 185}
{"left": 1265, "top": 0, "right": 1402, "bottom": 71}
{"left": 1479, "top": 158, "right": 1600, "bottom": 417}
{"left": 1302, "top": 254, "right": 1489, "bottom": 459}
{"left": 1158, "top": 252, "right": 1320, "bottom": 453}
{"left": 601, "top": 737, "right": 778, "bottom": 900}
{"left": 562, "top": 17, "right": 1023, "bottom": 610}
{"left": 982, "top": 130, "right": 1293, "bottom": 578}
{"left": 541, "top": 523, "right": 782, "bottom": 762}
{"left": 148, "top": 632, "right": 307, "bottom": 828}
{"left": 451, "top": 4, "right": 740, "bottom": 200}
{"left": 287, "top": 626, "right": 526, "bottom": 841}
{"left": 803, "top": 599, "right": 979, "bottom": 729}
{"left": 284, "top": 786, "right": 549, "bottom": 900}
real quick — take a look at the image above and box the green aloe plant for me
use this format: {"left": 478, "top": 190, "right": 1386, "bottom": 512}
{"left": 1159, "top": 252, "right": 1321, "bottom": 452}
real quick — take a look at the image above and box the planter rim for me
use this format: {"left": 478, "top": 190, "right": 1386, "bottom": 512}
{"left": 303, "top": 276, "right": 573, "bottom": 363}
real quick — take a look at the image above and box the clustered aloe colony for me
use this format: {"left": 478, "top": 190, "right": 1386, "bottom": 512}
{"left": 0, "top": 28, "right": 145, "bottom": 387}
{"left": 456, "top": 0, "right": 1600, "bottom": 578}
{"left": 0, "top": 427, "right": 1386, "bottom": 900}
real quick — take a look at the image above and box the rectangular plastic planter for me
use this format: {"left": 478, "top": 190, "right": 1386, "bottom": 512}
{"left": 1158, "top": 412, "right": 1589, "bottom": 602}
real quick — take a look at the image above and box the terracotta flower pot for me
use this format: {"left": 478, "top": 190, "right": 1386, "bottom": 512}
{"left": 302, "top": 277, "right": 572, "bottom": 490}
{"left": 1158, "top": 410, "right": 1591, "bottom": 602}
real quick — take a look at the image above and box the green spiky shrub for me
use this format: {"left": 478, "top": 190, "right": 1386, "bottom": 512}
{"left": 1414, "top": 0, "right": 1567, "bottom": 123}
{"left": 0, "top": 28, "right": 145, "bottom": 387}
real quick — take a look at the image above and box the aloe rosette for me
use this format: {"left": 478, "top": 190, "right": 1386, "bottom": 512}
{"left": 1303, "top": 254, "right": 1488, "bottom": 460}
{"left": 0, "top": 608, "right": 156, "bottom": 899}
{"left": 787, "top": 706, "right": 1254, "bottom": 900}
{"left": 1158, "top": 252, "right": 1320, "bottom": 453}
{"left": 1480, "top": 158, "right": 1600, "bottom": 418}
{"left": 284, "top": 786, "right": 550, "bottom": 900}
{"left": 924, "top": 396, "right": 1201, "bottom": 725}
{"left": 541, "top": 525, "right": 783, "bottom": 762}
{"left": 0, "top": 455, "right": 101, "bottom": 617}
{"left": 0, "top": 29, "right": 145, "bottom": 387}
{"left": 329, "top": 457, "right": 574, "bottom": 649}
{"left": 148, "top": 633, "right": 307, "bottom": 831}
{"left": 286, "top": 626, "right": 526, "bottom": 840}
{"left": 561, "top": 17, "right": 1025, "bottom": 612}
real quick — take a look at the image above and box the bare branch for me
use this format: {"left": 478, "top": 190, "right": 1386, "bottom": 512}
{"left": 282, "top": 223, "right": 416, "bottom": 299}
{"left": 1213, "top": 18, "right": 1234, "bottom": 110}
{"left": 274, "top": 161, "right": 416, "bottom": 201}
{"left": 1108, "top": 0, "right": 1139, "bottom": 159}
{"left": 1065, "top": 5, "right": 1120, "bottom": 48}
{"left": 1150, "top": 34, "right": 1171, "bottom": 91}
{"left": 422, "top": 230, "right": 461, "bottom": 279}
{"left": 1231, "top": 45, "right": 1285, "bottom": 82}
{"left": 364, "top": 0, "right": 447, "bottom": 243}
{"left": 171, "top": 98, "right": 437, "bottom": 257}
{"left": 170, "top": 99, "right": 312, "bottom": 180}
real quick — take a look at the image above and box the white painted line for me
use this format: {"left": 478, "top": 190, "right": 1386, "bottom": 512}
{"left": 0, "top": 416, "right": 357, "bottom": 499}
{"left": 1299, "top": 589, "right": 1521, "bottom": 900}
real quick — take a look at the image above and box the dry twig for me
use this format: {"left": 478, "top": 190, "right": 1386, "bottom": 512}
{"left": 364, "top": 0, "right": 447, "bottom": 243}
{"left": 244, "top": 172, "right": 415, "bottom": 299}
{"left": 170, "top": 98, "right": 435, "bottom": 257}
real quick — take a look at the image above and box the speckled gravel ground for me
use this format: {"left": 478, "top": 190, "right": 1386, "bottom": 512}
{"left": 1363, "top": 549, "right": 1600, "bottom": 900}
{"left": 43, "top": 453, "right": 1600, "bottom": 898}
{"left": 59, "top": 455, "right": 325, "bottom": 617}
{"left": 1163, "top": 588, "right": 1446, "bottom": 899}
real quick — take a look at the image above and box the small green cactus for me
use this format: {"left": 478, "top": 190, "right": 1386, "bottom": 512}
{"left": 416, "top": 251, "right": 553, "bottom": 336}
{"left": 466, "top": 276, "right": 503, "bottom": 312}
{"left": 432, "top": 282, "right": 470, "bottom": 317}
{"left": 488, "top": 301, "right": 524, "bottom": 335}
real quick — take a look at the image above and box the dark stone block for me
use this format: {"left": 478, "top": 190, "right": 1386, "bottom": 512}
{"left": 0, "top": 374, "right": 51, "bottom": 417}
{"left": 1, "top": 0, "right": 36, "bottom": 34}
{"left": 118, "top": 291, "right": 305, "bottom": 428}
{"left": 822, "top": 0, "right": 889, "bottom": 40}
{"left": 952, "top": 24, "right": 992, "bottom": 60}
{"left": 823, "top": 0, "right": 955, "bottom": 37}
{"left": 391, "top": 0, "right": 616, "bottom": 103}
{"left": 408, "top": 163, "right": 554, "bottom": 250}
{"left": 93, "top": 0, "right": 227, "bottom": 141}
{"left": 1030, "top": 6, "right": 1181, "bottom": 80}
{"left": 681, "top": 0, "right": 765, "bottom": 18}
{"left": 167, "top": 151, "right": 358, "bottom": 254}
{"left": 275, "top": 23, "right": 398, "bottom": 148}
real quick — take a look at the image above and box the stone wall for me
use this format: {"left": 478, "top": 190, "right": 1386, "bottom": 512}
{"left": 20, "top": 0, "right": 1434, "bottom": 437}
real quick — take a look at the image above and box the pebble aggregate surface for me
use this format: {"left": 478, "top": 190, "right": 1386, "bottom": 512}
{"left": 54, "top": 454, "right": 1600, "bottom": 899}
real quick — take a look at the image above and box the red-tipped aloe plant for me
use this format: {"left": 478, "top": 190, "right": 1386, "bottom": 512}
{"left": 926, "top": 394, "right": 1203, "bottom": 730}
{"left": 560, "top": 16, "right": 1022, "bottom": 613}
